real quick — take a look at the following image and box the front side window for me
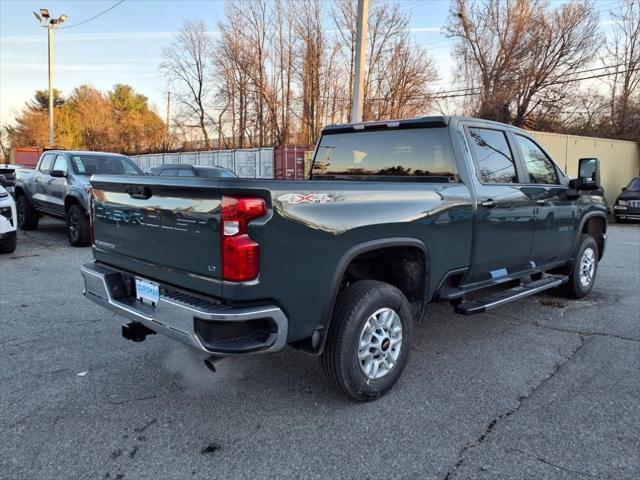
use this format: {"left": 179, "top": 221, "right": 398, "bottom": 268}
{"left": 516, "top": 135, "right": 559, "bottom": 185}
{"left": 52, "top": 155, "right": 68, "bottom": 174}
{"left": 467, "top": 128, "right": 517, "bottom": 184}
{"left": 312, "top": 128, "right": 459, "bottom": 182}
{"left": 160, "top": 168, "right": 179, "bottom": 176}
{"left": 178, "top": 169, "right": 195, "bottom": 177}
{"left": 39, "top": 154, "right": 55, "bottom": 174}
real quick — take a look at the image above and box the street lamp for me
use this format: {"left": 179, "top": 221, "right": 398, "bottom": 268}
{"left": 33, "top": 8, "right": 67, "bottom": 147}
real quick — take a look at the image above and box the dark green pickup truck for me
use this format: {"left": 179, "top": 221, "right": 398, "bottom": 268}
{"left": 81, "top": 116, "right": 608, "bottom": 401}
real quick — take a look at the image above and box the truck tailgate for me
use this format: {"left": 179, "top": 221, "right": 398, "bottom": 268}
{"left": 90, "top": 175, "right": 224, "bottom": 297}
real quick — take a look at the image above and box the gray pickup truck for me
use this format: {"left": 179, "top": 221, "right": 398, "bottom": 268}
{"left": 14, "top": 150, "right": 143, "bottom": 246}
{"left": 81, "top": 116, "right": 607, "bottom": 401}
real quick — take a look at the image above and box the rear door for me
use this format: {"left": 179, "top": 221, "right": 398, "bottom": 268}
{"left": 512, "top": 134, "right": 575, "bottom": 266}
{"left": 32, "top": 153, "right": 56, "bottom": 210}
{"left": 464, "top": 125, "right": 535, "bottom": 284}
{"left": 49, "top": 154, "right": 68, "bottom": 215}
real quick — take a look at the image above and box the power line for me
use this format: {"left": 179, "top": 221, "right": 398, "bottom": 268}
{"left": 60, "top": 0, "right": 125, "bottom": 30}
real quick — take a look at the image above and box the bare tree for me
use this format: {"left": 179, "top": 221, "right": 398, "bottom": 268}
{"left": 161, "top": 21, "right": 213, "bottom": 148}
{"left": 606, "top": 0, "right": 640, "bottom": 137}
{"left": 446, "top": 0, "right": 600, "bottom": 127}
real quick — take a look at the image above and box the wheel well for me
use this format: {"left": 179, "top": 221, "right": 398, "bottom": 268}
{"left": 64, "top": 196, "right": 81, "bottom": 213}
{"left": 582, "top": 216, "right": 606, "bottom": 259}
{"left": 339, "top": 246, "right": 427, "bottom": 319}
{"left": 14, "top": 186, "right": 24, "bottom": 197}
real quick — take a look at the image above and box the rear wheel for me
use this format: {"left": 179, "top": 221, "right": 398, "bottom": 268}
{"left": 321, "top": 280, "right": 413, "bottom": 401}
{"left": 66, "top": 204, "right": 90, "bottom": 247}
{"left": 560, "top": 234, "right": 598, "bottom": 299}
{"left": 16, "top": 195, "right": 39, "bottom": 230}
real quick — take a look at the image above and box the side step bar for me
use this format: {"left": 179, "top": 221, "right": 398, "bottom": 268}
{"left": 454, "top": 274, "right": 568, "bottom": 315}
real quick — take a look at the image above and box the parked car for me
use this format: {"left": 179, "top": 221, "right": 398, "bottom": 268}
{"left": 0, "top": 183, "right": 17, "bottom": 254}
{"left": 0, "top": 164, "right": 20, "bottom": 196}
{"left": 14, "top": 150, "right": 144, "bottom": 246}
{"left": 613, "top": 177, "right": 640, "bottom": 223}
{"left": 149, "top": 164, "right": 237, "bottom": 178}
{"left": 81, "top": 116, "right": 608, "bottom": 401}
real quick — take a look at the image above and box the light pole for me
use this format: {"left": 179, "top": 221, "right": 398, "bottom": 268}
{"left": 33, "top": 9, "right": 67, "bottom": 147}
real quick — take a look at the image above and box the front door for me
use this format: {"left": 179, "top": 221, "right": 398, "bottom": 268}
{"left": 513, "top": 134, "right": 576, "bottom": 266}
{"left": 464, "top": 126, "right": 535, "bottom": 284}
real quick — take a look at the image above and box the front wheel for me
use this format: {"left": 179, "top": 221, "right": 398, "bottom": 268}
{"left": 16, "top": 195, "right": 39, "bottom": 230}
{"left": 560, "top": 234, "right": 598, "bottom": 299}
{"left": 321, "top": 280, "right": 413, "bottom": 402}
{"left": 66, "top": 205, "right": 91, "bottom": 247}
{"left": 0, "top": 235, "right": 16, "bottom": 254}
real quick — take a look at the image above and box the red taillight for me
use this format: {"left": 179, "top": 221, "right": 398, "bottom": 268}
{"left": 221, "top": 196, "right": 267, "bottom": 282}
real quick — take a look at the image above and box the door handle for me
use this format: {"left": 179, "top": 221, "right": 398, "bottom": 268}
{"left": 536, "top": 199, "right": 547, "bottom": 205}
{"left": 480, "top": 199, "right": 495, "bottom": 208}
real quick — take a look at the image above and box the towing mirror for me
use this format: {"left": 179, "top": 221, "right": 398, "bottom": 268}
{"left": 577, "top": 158, "right": 600, "bottom": 190}
{"left": 50, "top": 169, "right": 66, "bottom": 178}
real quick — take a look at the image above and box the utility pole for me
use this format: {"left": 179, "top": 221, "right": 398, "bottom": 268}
{"left": 47, "top": 25, "right": 54, "bottom": 146}
{"left": 34, "top": 9, "right": 67, "bottom": 147}
{"left": 351, "top": 0, "right": 369, "bottom": 124}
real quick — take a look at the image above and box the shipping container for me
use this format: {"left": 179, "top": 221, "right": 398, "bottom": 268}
{"left": 274, "top": 145, "right": 314, "bottom": 180}
{"left": 130, "top": 146, "right": 314, "bottom": 179}
{"left": 13, "top": 147, "right": 42, "bottom": 167}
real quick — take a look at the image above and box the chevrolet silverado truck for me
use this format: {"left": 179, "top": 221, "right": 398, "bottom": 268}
{"left": 81, "top": 116, "right": 607, "bottom": 401}
{"left": 14, "top": 150, "right": 143, "bottom": 246}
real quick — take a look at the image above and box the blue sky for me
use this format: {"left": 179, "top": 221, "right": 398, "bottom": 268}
{"left": 0, "top": 0, "right": 618, "bottom": 126}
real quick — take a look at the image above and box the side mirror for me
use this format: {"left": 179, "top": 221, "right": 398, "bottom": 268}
{"left": 577, "top": 158, "right": 601, "bottom": 189}
{"left": 50, "top": 169, "right": 66, "bottom": 178}
{"left": 622, "top": 187, "right": 627, "bottom": 192}
{"left": 0, "top": 174, "right": 6, "bottom": 187}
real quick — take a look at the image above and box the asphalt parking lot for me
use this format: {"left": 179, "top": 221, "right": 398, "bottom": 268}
{"left": 1, "top": 218, "right": 638, "bottom": 480}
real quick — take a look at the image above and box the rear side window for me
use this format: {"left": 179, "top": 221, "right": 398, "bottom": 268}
{"left": 52, "top": 155, "right": 68, "bottom": 174}
{"left": 39, "top": 154, "right": 55, "bottom": 174}
{"left": 312, "top": 128, "right": 459, "bottom": 182}
{"left": 178, "top": 169, "right": 195, "bottom": 177}
{"left": 71, "top": 155, "right": 142, "bottom": 175}
{"left": 160, "top": 168, "right": 179, "bottom": 176}
{"left": 516, "top": 135, "right": 558, "bottom": 185}
{"left": 467, "top": 128, "right": 517, "bottom": 184}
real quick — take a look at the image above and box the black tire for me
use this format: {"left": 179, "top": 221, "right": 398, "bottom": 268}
{"left": 0, "top": 235, "right": 16, "bottom": 254}
{"left": 560, "top": 234, "right": 598, "bottom": 299}
{"left": 16, "top": 195, "right": 39, "bottom": 230}
{"left": 66, "top": 204, "right": 90, "bottom": 247}
{"left": 321, "top": 280, "right": 414, "bottom": 402}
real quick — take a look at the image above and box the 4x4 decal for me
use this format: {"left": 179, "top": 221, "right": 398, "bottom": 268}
{"left": 277, "top": 193, "right": 332, "bottom": 204}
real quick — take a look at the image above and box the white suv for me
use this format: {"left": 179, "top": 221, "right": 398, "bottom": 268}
{"left": 0, "top": 185, "right": 17, "bottom": 253}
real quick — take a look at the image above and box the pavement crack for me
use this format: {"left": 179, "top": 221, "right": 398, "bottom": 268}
{"left": 442, "top": 335, "right": 587, "bottom": 480}
{"left": 508, "top": 448, "right": 600, "bottom": 478}
{"left": 133, "top": 418, "right": 157, "bottom": 433}
{"left": 529, "top": 322, "right": 640, "bottom": 343}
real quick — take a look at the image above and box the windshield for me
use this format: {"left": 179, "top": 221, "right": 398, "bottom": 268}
{"left": 196, "top": 167, "right": 237, "bottom": 178}
{"left": 626, "top": 178, "right": 640, "bottom": 191}
{"left": 70, "top": 154, "right": 142, "bottom": 176}
{"left": 312, "top": 127, "right": 459, "bottom": 182}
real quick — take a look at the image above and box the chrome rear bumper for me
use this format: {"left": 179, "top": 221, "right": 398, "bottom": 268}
{"left": 81, "top": 262, "right": 288, "bottom": 355}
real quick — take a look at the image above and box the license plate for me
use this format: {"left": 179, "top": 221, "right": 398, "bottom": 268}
{"left": 135, "top": 277, "right": 160, "bottom": 306}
